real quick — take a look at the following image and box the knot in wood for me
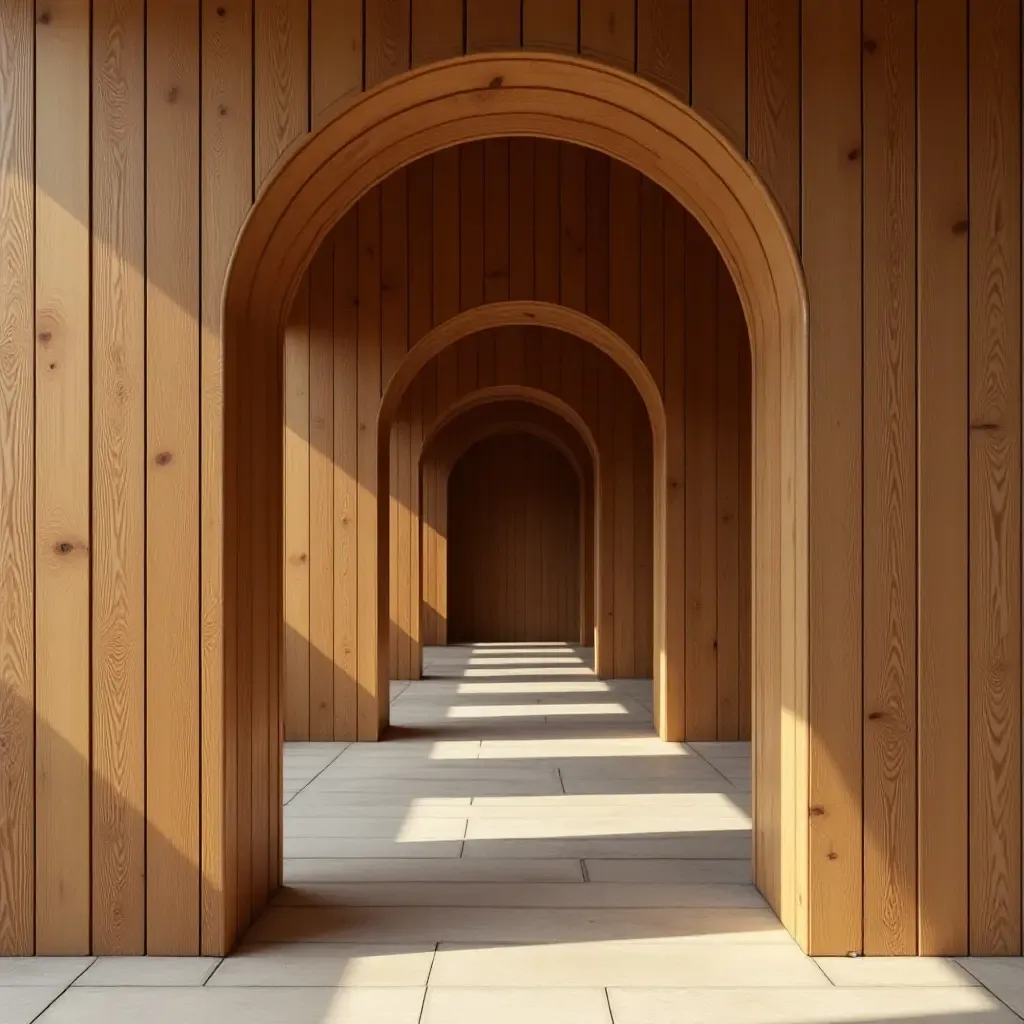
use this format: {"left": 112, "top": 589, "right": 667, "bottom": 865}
{"left": 155, "top": 451, "right": 173, "bottom": 466}
{"left": 489, "top": 75, "right": 504, "bottom": 89}
{"left": 56, "top": 542, "right": 73, "bottom": 555}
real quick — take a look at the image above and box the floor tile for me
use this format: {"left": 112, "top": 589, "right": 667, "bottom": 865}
{"left": 420, "top": 987, "right": 612, "bottom": 1023}
{"left": 958, "top": 958, "right": 1024, "bottom": 1014}
{"left": 285, "top": 816, "right": 467, "bottom": 840}
{"left": 283, "top": 837, "right": 464, "bottom": 859}
{"left": 460, "top": 834, "right": 749, "bottom": 859}
{"left": 271, "top": 881, "right": 766, "bottom": 909}
{"left": 207, "top": 943, "right": 433, "bottom": 987}
{"left": 35, "top": 986, "right": 426, "bottom": 1024}
{"left": 0, "top": 987, "right": 64, "bottom": 1024}
{"left": 245, "top": 906, "right": 787, "bottom": 945}
{"left": 816, "top": 955, "right": 977, "bottom": 987}
{"left": 607, "top": 986, "right": 1019, "bottom": 1023}
{"left": 585, "top": 858, "right": 752, "bottom": 884}
{"left": 0, "top": 958, "right": 94, "bottom": 987}
{"left": 429, "top": 941, "right": 823, "bottom": 988}
{"left": 283, "top": 857, "right": 586, "bottom": 884}
{"left": 73, "top": 958, "right": 221, "bottom": 987}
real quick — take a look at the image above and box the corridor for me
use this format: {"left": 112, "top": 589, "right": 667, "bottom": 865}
{"left": 10, "top": 645, "right": 1024, "bottom": 1022}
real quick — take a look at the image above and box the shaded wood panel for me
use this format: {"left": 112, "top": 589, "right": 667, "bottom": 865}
{"left": 448, "top": 434, "right": 582, "bottom": 643}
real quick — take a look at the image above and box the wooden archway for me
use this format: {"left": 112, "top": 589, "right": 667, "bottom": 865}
{"left": 418, "top": 390, "right": 599, "bottom": 665}
{"left": 220, "top": 52, "right": 808, "bottom": 951}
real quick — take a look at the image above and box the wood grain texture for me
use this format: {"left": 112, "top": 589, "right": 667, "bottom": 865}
{"left": 200, "top": 0, "right": 252, "bottom": 954}
{"left": 747, "top": 0, "right": 799, "bottom": 240}
{"left": 662, "top": 198, "right": 686, "bottom": 740}
{"left": 637, "top": 0, "right": 689, "bottom": 101}
{"left": 309, "top": 243, "right": 335, "bottom": 739}
{"left": 145, "top": 0, "right": 200, "bottom": 955}
{"left": 968, "top": 0, "right": 1022, "bottom": 957}
{"left": 357, "top": 189, "right": 383, "bottom": 739}
{"left": 862, "top": 0, "right": 918, "bottom": 955}
{"left": 581, "top": 0, "right": 635, "bottom": 71}
{"left": 802, "top": 0, "right": 864, "bottom": 955}
{"left": 916, "top": 0, "right": 968, "bottom": 957}
{"left": 366, "top": 0, "right": 410, "bottom": 87}
{"left": 523, "top": 0, "right": 577, "bottom": 52}
{"left": 691, "top": 0, "right": 746, "bottom": 152}
{"left": 411, "top": 0, "right": 463, "bottom": 66}
{"left": 716, "top": 254, "right": 741, "bottom": 741}
{"left": 0, "top": 0, "right": 34, "bottom": 959}
{"left": 34, "top": 0, "right": 91, "bottom": 956}
{"left": 333, "top": 215, "right": 360, "bottom": 739}
{"left": 449, "top": 434, "right": 581, "bottom": 643}
{"left": 92, "top": 0, "right": 146, "bottom": 955}
{"left": 310, "top": 0, "right": 361, "bottom": 123}
{"left": 683, "top": 217, "right": 718, "bottom": 740}
{"left": 284, "top": 277, "right": 311, "bottom": 742}
{"left": 467, "top": 0, "right": 521, "bottom": 52}
{"left": 255, "top": 0, "right": 308, "bottom": 184}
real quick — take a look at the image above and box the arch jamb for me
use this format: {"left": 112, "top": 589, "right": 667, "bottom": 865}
{"left": 219, "top": 51, "right": 809, "bottom": 953}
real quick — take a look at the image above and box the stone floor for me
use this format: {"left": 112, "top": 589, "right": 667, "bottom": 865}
{"left": 5, "top": 643, "right": 1024, "bottom": 1022}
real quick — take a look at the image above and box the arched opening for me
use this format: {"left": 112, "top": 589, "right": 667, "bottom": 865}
{"left": 447, "top": 432, "right": 582, "bottom": 645}
{"left": 417, "top": 391, "right": 599, "bottom": 660}
{"left": 222, "top": 53, "right": 807, "bottom": 951}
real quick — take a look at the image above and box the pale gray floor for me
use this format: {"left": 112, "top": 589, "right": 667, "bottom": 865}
{"left": 8, "top": 643, "right": 1024, "bottom": 1022}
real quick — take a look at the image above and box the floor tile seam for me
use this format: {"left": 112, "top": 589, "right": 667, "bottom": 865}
{"left": 27, "top": 959, "right": 95, "bottom": 1024}
{"left": 954, "top": 961, "right": 1024, "bottom": 1021}
{"left": 286, "top": 743, "right": 355, "bottom": 804}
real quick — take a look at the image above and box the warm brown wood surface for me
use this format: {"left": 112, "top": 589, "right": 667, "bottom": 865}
{"left": 3, "top": 0, "right": 1021, "bottom": 961}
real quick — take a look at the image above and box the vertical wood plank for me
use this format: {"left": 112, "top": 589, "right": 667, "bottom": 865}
{"left": 284, "top": 277, "right": 310, "bottom": 743}
{"left": 748, "top": 0, "right": 800, "bottom": 240}
{"left": 35, "top": 0, "right": 91, "bottom": 956}
{"left": 683, "top": 219, "right": 718, "bottom": 739}
{"left": 460, "top": 142, "right": 485, "bottom": 397}
{"left": 467, "top": 0, "right": 521, "bottom": 51}
{"left": 366, "top": 0, "right": 410, "bottom": 88}
{"left": 434, "top": 149, "right": 460, "bottom": 409}
{"left": 916, "top": 0, "right": 968, "bottom": 957}
{"left": 581, "top": 0, "right": 635, "bottom": 71}
{"left": 716, "top": 257, "right": 741, "bottom": 741}
{"left": 309, "top": 244, "right": 335, "bottom": 740}
{"left": 523, "top": 0, "right": 577, "bottom": 52}
{"left": 663, "top": 198, "right": 686, "bottom": 739}
{"left": 92, "top": 0, "right": 146, "bottom": 955}
{"left": 381, "top": 171, "right": 409, "bottom": 677}
{"left": 412, "top": 0, "right": 463, "bottom": 66}
{"left": 637, "top": 0, "right": 689, "bottom": 101}
{"left": 535, "top": 141, "right": 560, "bottom": 305}
{"left": 146, "top": 0, "right": 200, "bottom": 955}
{"left": 357, "top": 189, "right": 383, "bottom": 739}
{"left": 310, "top": 0, "right": 361, "bottom": 124}
{"left": 255, "top": 0, "right": 308, "bottom": 185}
{"left": 969, "top": 0, "right": 1022, "bottom": 957}
{"left": 502, "top": 140, "right": 534, "bottom": 384}
{"left": 691, "top": 0, "right": 747, "bottom": 153}
{"left": 0, "top": 0, "right": 34, "bottom": 959}
{"left": 333, "top": 214, "right": 360, "bottom": 740}
{"left": 737, "top": 335, "right": 752, "bottom": 742}
{"left": 201, "top": 0, "right": 252, "bottom": 953}
{"left": 862, "top": 0, "right": 917, "bottom": 956}
{"left": 802, "top": 0, "right": 864, "bottom": 955}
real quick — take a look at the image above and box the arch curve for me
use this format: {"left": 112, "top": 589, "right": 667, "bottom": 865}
{"left": 220, "top": 51, "right": 809, "bottom": 951}
{"left": 418, "top": 391, "right": 600, "bottom": 660}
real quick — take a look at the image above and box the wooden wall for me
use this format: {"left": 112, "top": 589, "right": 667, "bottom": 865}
{"left": 1, "top": 0, "right": 1022, "bottom": 961}
{"left": 421, "top": 398, "right": 596, "bottom": 651}
{"left": 447, "top": 433, "right": 582, "bottom": 644}
{"left": 281, "top": 144, "right": 753, "bottom": 740}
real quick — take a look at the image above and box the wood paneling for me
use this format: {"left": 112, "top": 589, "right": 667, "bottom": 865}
{"left": 6, "top": 0, "right": 1024, "bottom": 961}
{"left": 968, "top": 0, "right": 1022, "bottom": 957}
{"left": 449, "top": 434, "right": 581, "bottom": 642}
{"left": 93, "top": 0, "right": 146, "bottom": 954}
{"left": 145, "top": 0, "right": 200, "bottom": 955}
{"left": 916, "top": 0, "right": 968, "bottom": 956}
{"left": 802, "top": 0, "right": 863, "bottom": 956}
{"left": 862, "top": 0, "right": 917, "bottom": 955}
{"left": 35, "top": 0, "right": 91, "bottom": 955}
